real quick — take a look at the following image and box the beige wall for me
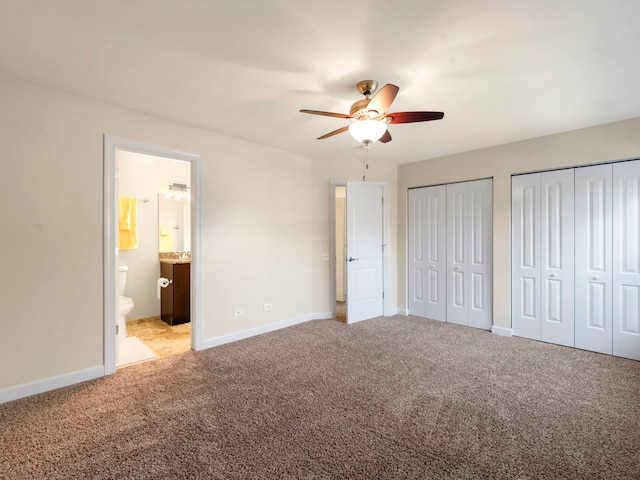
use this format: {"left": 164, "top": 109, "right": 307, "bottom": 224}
{"left": 0, "top": 75, "right": 400, "bottom": 392}
{"left": 0, "top": 73, "right": 399, "bottom": 393}
{"left": 397, "top": 117, "right": 640, "bottom": 329}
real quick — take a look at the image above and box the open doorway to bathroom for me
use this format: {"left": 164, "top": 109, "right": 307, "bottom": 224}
{"left": 104, "top": 136, "right": 202, "bottom": 375}
{"left": 117, "top": 151, "right": 193, "bottom": 367}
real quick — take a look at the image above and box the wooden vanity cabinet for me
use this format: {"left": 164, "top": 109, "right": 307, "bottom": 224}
{"left": 160, "top": 262, "right": 190, "bottom": 325}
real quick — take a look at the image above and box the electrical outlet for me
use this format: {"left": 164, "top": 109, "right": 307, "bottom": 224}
{"left": 233, "top": 308, "right": 244, "bottom": 317}
{"left": 263, "top": 302, "right": 273, "bottom": 311}
{"left": 321, "top": 252, "right": 329, "bottom": 261}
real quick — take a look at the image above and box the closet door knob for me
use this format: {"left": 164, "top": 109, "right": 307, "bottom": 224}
{"left": 549, "top": 273, "right": 556, "bottom": 278}
{"left": 592, "top": 276, "right": 599, "bottom": 281}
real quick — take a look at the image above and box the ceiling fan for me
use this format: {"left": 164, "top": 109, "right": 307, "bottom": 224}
{"left": 300, "top": 80, "right": 444, "bottom": 144}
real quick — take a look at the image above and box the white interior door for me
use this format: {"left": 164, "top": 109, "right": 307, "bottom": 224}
{"left": 408, "top": 185, "right": 446, "bottom": 321}
{"left": 512, "top": 173, "right": 542, "bottom": 340}
{"left": 540, "top": 170, "right": 574, "bottom": 347}
{"left": 613, "top": 160, "right": 640, "bottom": 360}
{"left": 575, "top": 164, "right": 613, "bottom": 354}
{"left": 346, "top": 182, "right": 384, "bottom": 324}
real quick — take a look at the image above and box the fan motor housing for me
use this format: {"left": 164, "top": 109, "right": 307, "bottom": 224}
{"left": 350, "top": 99, "right": 371, "bottom": 118}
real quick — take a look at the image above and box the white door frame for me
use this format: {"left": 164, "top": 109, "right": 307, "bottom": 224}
{"left": 103, "top": 135, "right": 203, "bottom": 374}
{"left": 329, "top": 180, "right": 390, "bottom": 320}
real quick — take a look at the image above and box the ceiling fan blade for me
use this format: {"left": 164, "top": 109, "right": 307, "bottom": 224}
{"left": 366, "top": 84, "right": 399, "bottom": 116}
{"left": 379, "top": 130, "right": 392, "bottom": 143}
{"left": 300, "top": 109, "right": 352, "bottom": 119}
{"left": 317, "top": 125, "right": 349, "bottom": 140}
{"left": 385, "top": 111, "right": 444, "bottom": 124}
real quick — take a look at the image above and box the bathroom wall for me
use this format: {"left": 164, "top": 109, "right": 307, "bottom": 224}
{"left": 117, "top": 151, "right": 190, "bottom": 320}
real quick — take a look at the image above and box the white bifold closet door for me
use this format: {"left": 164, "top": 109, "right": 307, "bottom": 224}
{"left": 408, "top": 185, "right": 447, "bottom": 321}
{"left": 612, "top": 161, "right": 640, "bottom": 360}
{"left": 514, "top": 160, "right": 640, "bottom": 361}
{"left": 408, "top": 179, "right": 492, "bottom": 328}
{"left": 574, "top": 164, "right": 613, "bottom": 354}
{"left": 512, "top": 170, "right": 574, "bottom": 346}
{"left": 446, "top": 179, "right": 493, "bottom": 329}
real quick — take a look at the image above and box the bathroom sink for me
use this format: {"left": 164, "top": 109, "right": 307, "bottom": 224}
{"left": 159, "top": 252, "right": 191, "bottom": 264}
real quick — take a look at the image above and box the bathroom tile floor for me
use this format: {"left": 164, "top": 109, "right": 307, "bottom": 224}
{"left": 126, "top": 316, "right": 191, "bottom": 359}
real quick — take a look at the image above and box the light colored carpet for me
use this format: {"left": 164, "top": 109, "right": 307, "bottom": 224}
{"left": 1, "top": 316, "right": 639, "bottom": 479}
{"left": 117, "top": 336, "right": 156, "bottom": 366}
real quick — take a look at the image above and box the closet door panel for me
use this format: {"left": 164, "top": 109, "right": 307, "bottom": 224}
{"left": 408, "top": 186, "right": 447, "bottom": 321}
{"left": 540, "top": 170, "right": 574, "bottom": 347}
{"left": 408, "top": 188, "right": 428, "bottom": 318}
{"left": 575, "top": 164, "right": 613, "bottom": 354}
{"left": 512, "top": 174, "right": 542, "bottom": 340}
{"left": 447, "top": 182, "right": 469, "bottom": 326}
{"left": 467, "top": 179, "right": 493, "bottom": 330}
{"left": 613, "top": 160, "right": 640, "bottom": 360}
{"left": 424, "top": 186, "right": 447, "bottom": 321}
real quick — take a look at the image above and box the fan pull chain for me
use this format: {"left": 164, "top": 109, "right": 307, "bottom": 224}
{"left": 362, "top": 140, "right": 371, "bottom": 181}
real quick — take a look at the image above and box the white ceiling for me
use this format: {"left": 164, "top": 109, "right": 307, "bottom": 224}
{"left": 1, "top": 0, "right": 639, "bottom": 164}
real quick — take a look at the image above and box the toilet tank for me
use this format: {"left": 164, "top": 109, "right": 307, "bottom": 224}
{"left": 117, "top": 266, "right": 128, "bottom": 296}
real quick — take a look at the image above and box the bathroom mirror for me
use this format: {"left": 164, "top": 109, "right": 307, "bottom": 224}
{"left": 158, "top": 194, "right": 191, "bottom": 253}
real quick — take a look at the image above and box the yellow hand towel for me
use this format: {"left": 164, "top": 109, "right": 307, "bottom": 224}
{"left": 119, "top": 196, "right": 138, "bottom": 249}
{"left": 119, "top": 196, "right": 132, "bottom": 230}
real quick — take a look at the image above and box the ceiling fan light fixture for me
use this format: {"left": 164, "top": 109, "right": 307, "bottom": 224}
{"left": 348, "top": 119, "right": 387, "bottom": 143}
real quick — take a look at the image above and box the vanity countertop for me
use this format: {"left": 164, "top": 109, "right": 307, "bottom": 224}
{"left": 159, "top": 252, "right": 191, "bottom": 264}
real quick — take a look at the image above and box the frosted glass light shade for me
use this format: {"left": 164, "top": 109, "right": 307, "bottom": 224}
{"left": 348, "top": 120, "right": 387, "bottom": 143}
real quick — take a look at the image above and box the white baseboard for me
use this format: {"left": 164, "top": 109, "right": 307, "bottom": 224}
{"left": 397, "top": 308, "right": 409, "bottom": 316}
{"left": 313, "top": 311, "right": 334, "bottom": 320}
{"left": 0, "top": 366, "right": 104, "bottom": 405}
{"left": 201, "top": 313, "right": 319, "bottom": 349}
{"left": 491, "top": 325, "right": 513, "bottom": 337}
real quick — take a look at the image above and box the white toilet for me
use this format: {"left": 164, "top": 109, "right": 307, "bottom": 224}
{"left": 117, "top": 266, "right": 135, "bottom": 338}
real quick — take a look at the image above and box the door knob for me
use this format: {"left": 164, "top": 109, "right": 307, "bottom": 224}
{"left": 549, "top": 273, "right": 556, "bottom": 278}
{"left": 348, "top": 257, "right": 359, "bottom": 262}
{"left": 429, "top": 265, "right": 436, "bottom": 269}
{"left": 454, "top": 266, "right": 461, "bottom": 271}
{"left": 592, "top": 276, "right": 599, "bottom": 281}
